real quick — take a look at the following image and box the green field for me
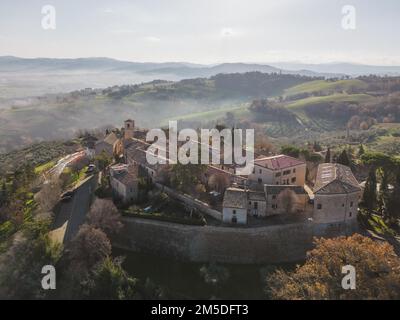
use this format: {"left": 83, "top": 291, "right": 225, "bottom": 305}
{"left": 285, "top": 93, "right": 373, "bottom": 109}
{"left": 284, "top": 79, "right": 368, "bottom": 96}
{"left": 163, "top": 104, "right": 249, "bottom": 123}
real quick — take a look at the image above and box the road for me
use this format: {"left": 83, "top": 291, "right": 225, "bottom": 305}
{"left": 51, "top": 173, "right": 98, "bottom": 243}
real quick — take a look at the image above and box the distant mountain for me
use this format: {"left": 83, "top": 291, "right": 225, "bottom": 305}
{"left": 0, "top": 56, "right": 340, "bottom": 78}
{"left": 269, "top": 62, "right": 400, "bottom": 76}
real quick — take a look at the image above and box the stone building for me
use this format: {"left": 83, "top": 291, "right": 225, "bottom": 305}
{"left": 109, "top": 163, "right": 139, "bottom": 205}
{"left": 222, "top": 188, "right": 248, "bottom": 224}
{"left": 248, "top": 154, "right": 306, "bottom": 187}
{"left": 312, "top": 163, "right": 361, "bottom": 235}
{"left": 95, "top": 131, "right": 119, "bottom": 157}
{"left": 222, "top": 161, "right": 361, "bottom": 230}
{"left": 264, "top": 185, "right": 308, "bottom": 216}
{"left": 124, "top": 119, "right": 135, "bottom": 140}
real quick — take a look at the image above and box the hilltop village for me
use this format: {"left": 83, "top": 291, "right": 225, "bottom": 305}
{"left": 86, "top": 119, "right": 362, "bottom": 237}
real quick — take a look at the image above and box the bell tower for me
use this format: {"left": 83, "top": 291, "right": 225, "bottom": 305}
{"left": 124, "top": 119, "right": 135, "bottom": 139}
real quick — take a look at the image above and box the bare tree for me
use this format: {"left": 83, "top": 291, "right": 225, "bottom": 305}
{"left": 68, "top": 224, "right": 111, "bottom": 273}
{"left": 87, "top": 198, "right": 122, "bottom": 236}
{"left": 208, "top": 173, "right": 230, "bottom": 193}
{"left": 277, "top": 189, "right": 301, "bottom": 214}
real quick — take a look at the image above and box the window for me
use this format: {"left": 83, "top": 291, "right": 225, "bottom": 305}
{"left": 272, "top": 195, "right": 276, "bottom": 200}
{"left": 350, "top": 201, "right": 353, "bottom": 207}
{"left": 317, "top": 204, "right": 322, "bottom": 210}
{"left": 254, "top": 202, "right": 258, "bottom": 209}
{"left": 291, "top": 177, "right": 296, "bottom": 183}
{"left": 293, "top": 168, "right": 296, "bottom": 173}
{"left": 259, "top": 169, "right": 262, "bottom": 174}
{"left": 248, "top": 201, "right": 251, "bottom": 205}
{"left": 233, "top": 210, "right": 236, "bottom": 215}
{"left": 275, "top": 172, "right": 281, "bottom": 177}
{"left": 272, "top": 204, "right": 277, "bottom": 209}
{"left": 258, "top": 178, "right": 262, "bottom": 184}
{"left": 232, "top": 216, "right": 237, "bottom": 224}
{"left": 342, "top": 203, "right": 345, "bottom": 207}
{"left": 349, "top": 212, "right": 352, "bottom": 217}
{"left": 283, "top": 170, "right": 291, "bottom": 175}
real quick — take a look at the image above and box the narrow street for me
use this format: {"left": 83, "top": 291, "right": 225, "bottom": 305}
{"left": 50, "top": 173, "right": 98, "bottom": 243}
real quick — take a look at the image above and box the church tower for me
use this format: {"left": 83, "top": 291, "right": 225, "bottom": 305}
{"left": 124, "top": 119, "right": 135, "bottom": 139}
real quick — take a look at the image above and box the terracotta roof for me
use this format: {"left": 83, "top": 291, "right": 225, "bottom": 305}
{"left": 314, "top": 163, "right": 361, "bottom": 194}
{"left": 254, "top": 155, "right": 305, "bottom": 170}
{"left": 223, "top": 188, "right": 247, "bottom": 209}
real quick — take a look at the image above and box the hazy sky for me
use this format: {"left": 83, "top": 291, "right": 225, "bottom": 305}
{"left": 0, "top": 0, "right": 399, "bottom": 65}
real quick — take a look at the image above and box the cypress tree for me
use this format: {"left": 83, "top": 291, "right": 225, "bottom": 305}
{"left": 387, "top": 172, "right": 400, "bottom": 221}
{"left": 358, "top": 144, "right": 365, "bottom": 157}
{"left": 362, "top": 169, "right": 378, "bottom": 212}
{"left": 325, "top": 148, "right": 331, "bottom": 163}
{"left": 337, "top": 149, "right": 350, "bottom": 166}
{"left": 378, "top": 169, "right": 389, "bottom": 216}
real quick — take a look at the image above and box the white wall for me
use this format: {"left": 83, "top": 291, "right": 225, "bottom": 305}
{"left": 223, "top": 207, "right": 247, "bottom": 224}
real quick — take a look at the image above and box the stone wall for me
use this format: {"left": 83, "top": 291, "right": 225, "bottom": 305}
{"left": 115, "top": 217, "right": 315, "bottom": 264}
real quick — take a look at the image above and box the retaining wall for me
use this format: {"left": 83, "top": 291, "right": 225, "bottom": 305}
{"left": 115, "top": 217, "right": 316, "bottom": 264}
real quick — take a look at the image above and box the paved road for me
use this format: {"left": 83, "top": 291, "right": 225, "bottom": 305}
{"left": 51, "top": 174, "right": 98, "bottom": 243}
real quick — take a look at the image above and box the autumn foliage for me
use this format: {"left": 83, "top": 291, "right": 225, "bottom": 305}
{"left": 267, "top": 234, "right": 400, "bottom": 300}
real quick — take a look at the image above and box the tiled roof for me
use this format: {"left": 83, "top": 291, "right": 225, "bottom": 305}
{"left": 125, "top": 138, "right": 168, "bottom": 170}
{"left": 264, "top": 185, "right": 306, "bottom": 195}
{"left": 314, "top": 163, "right": 361, "bottom": 194}
{"left": 254, "top": 155, "right": 305, "bottom": 170}
{"left": 110, "top": 164, "right": 138, "bottom": 186}
{"left": 223, "top": 188, "right": 247, "bottom": 209}
{"left": 102, "top": 132, "right": 118, "bottom": 145}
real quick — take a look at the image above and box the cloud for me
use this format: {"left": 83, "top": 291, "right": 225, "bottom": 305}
{"left": 144, "top": 36, "right": 161, "bottom": 43}
{"left": 110, "top": 29, "right": 137, "bottom": 35}
{"left": 220, "top": 28, "right": 242, "bottom": 38}
{"left": 101, "top": 8, "right": 115, "bottom": 14}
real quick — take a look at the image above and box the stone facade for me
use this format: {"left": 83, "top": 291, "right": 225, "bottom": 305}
{"left": 109, "top": 164, "right": 139, "bottom": 204}
{"left": 313, "top": 163, "right": 361, "bottom": 227}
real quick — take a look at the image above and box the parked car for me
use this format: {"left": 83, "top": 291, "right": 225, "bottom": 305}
{"left": 60, "top": 190, "right": 75, "bottom": 202}
{"left": 87, "top": 164, "right": 96, "bottom": 173}
{"left": 60, "top": 195, "right": 73, "bottom": 202}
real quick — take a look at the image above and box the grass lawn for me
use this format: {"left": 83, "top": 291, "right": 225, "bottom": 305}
{"left": 34, "top": 160, "right": 56, "bottom": 174}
